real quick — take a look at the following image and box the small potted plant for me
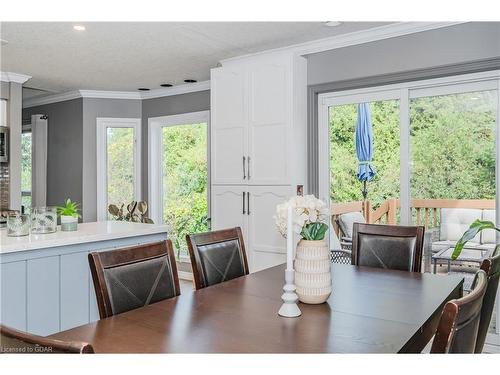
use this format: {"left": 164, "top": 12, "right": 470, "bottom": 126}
{"left": 56, "top": 198, "right": 81, "bottom": 231}
{"left": 275, "top": 195, "right": 331, "bottom": 304}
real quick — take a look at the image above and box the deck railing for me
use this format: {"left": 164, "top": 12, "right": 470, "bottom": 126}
{"left": 331, "top": 198, "right": 495, "bottom": 237}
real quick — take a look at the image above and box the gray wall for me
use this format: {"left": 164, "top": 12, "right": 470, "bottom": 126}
{"left": 23, "top": 98, "right": 84, "bottom": 209}
{"left": 82, "top": 98, "right": 142, "bottom": 222}
{"left": 307, "top": 22, "right": 500, "bottom": 86}
{"left": 141, "top": 90, "right": 210, "bottom": 202}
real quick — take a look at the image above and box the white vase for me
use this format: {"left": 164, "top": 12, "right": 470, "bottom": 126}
{"left": 294, "top": 239, "right": 332, "bottom": 304}
{"left": 60, "top": 215, "right": 78, "bottom": 231}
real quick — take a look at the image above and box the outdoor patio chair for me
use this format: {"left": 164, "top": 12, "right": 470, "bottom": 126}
{"left": 336, "top": 211, "right": 366, "bottom": 250}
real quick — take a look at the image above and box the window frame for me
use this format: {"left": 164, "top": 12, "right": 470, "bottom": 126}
{"left": 96, "top": 117, "right": 142, "bottom": 222}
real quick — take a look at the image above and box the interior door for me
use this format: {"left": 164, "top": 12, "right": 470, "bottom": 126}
{"left": 246, "top": 186, "right": 292, "bottom": 272}
{"left": 248, "top": 63, "right": 289, "bottom": 185}
{"left": 211, "top": 185, "right": 248, "bottom": 238}
{"left": 211, "top": 67, "right": 248, "bottom": 185}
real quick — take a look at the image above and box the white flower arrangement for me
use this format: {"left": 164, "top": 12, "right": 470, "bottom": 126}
{"left": 275, "top": 195, "right": 330, "bottom": 240}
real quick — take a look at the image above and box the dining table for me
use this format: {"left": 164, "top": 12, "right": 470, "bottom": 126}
{"left": 49, "top": 263, "right": 463, "bottom": 353}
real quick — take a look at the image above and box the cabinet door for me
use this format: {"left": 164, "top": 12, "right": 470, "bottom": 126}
{"left": 211, "top": 67, "right": 248, "bottom": 185}
{"left": 211, "top": 185, "right": 248, "bottom": 236}
{"left": 248, "top": 63, "right": 290, "bottom": 185}
{"left": 246, "top": 186, "right": 292, "bottom": 272}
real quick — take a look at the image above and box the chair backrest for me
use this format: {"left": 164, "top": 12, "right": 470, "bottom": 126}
{"left": 0, "top": 324, "right": 94, "bottom": 354}
{"left": 352, "top": 223, "right": 424, "bottom": 272}
{"left": 186, "top": 227, "right": 249, "bottom": 290}
{"left": 475, "top": 245, "right": 500, "bottom": 353}
{"left": 88, "top": 240, "right": 180, "bottom": 319}
{"left": 431, "top": 270, "right": 488, "bottom": 353}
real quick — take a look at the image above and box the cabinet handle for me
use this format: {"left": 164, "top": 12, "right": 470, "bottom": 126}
{"left": 243, "top": 156, "right": 246, "bottom": 180}
{"left": 242, "top": 192, "right": 246, "bottom": 214}
{"left": 247, "top": 156, "right": 251, "bottom": 180}
{"left": 247, "top": 191, "right": 250, "bottom": 215}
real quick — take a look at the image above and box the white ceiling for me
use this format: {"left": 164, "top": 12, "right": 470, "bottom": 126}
{"left": 0, "top": 22, "right": 391, "bottom": 97}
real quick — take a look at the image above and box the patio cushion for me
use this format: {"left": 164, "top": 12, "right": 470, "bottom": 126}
{"left": 338, "top": 212, "right": 366, "bottom": 238}
{"left": 439, "top": 208, "right": 482, "bottom": 242}
{"left": 481, "top": 210, "right": 496, "bottom": 244}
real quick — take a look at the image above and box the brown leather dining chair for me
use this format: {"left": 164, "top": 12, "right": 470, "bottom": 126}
{"left": 0, "top": 324, "right": 94, "bottom": 354}
{"left": 88, "top": 239, "right": 180, "bottom": 319}
{"left": 352, "top": 223, "right": 425, "bottom": 272}
{"left": 474, "top": 245, "right": 500, "bottom": 353}
{"left": 431, "top": 270, "right": 488, "bottom": 353}
{"left": 186, "top": 227, "right": 249, "bottom": 290}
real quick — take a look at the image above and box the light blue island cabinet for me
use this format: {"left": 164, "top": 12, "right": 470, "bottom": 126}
{"left": 0, "top": 221, "right": 169, "bottom": 336}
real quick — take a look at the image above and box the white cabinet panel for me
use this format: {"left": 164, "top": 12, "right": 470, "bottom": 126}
{"left": 27, "top": 256, "right": 60, "bottom": 335}
{"left": 211, "top": 68, "right": 246, "bottom": 127}
{"left": 212, "top": 127, "right": 247, "bottom": 184}
{"left": 247, "top": 186, "right": 291, "bottom": 272}
{"left": 60, "top": 252, "right": 89, "bottom": 331}
{"left": 211, "top": 186, "right": 247, "bottom": 234}
{"left": 249, "top": 64, "right": 287, "bottom": 126}
{"left": 1, "top": 261, "right": 26, "bottom": 331}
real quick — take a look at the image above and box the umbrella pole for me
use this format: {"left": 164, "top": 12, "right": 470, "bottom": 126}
{"left": 362, "top": 180, "right": 368, "bottom": 200}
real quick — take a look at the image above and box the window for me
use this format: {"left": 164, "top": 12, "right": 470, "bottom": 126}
{"left": 96, "top": 118, "right": 141, "bottom": 221}
{"left": 149, "top": 111, "right": 210, "bottom": 259}
{"left": 21, "top": 125, "right": 32, "bottom": 211}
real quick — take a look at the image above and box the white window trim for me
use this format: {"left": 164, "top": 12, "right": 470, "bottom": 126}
{"left": 318, "top": 70, "right": 500, "bottom": 226}
{"left": 148, "top": 110, "right": 210, "bottom": 226}
{"left": 96, "top": 117, "right": 141, "bottom": 222}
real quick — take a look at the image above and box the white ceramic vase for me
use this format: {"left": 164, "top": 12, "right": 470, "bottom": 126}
{"left": 294, "top": 239, "right": 332, "bottom": 304}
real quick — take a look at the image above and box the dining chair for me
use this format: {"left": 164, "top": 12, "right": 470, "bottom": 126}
{"left": 88, "top": 240, "right": 180, "bottom": 319}
{"left": 0, "top": 324, "right": 94, "bottom": 353}
{"left": 474, "top": 245, "right": 500, "bottom": 353}
{"left": 186, "top": 227, "right": 249, "bottom": 290}
{"left": 351, "top": 223, "right": 425, "bottom": 272}
{"left": 430, "top": 270, "right": 488, "bottom": 353}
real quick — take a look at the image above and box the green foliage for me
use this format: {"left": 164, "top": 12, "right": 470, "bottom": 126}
{"left": 301, "top": 222, "right": 329, "bottom": 241}
{"left": 21, "top": 132, "right": 32, "bottom": 208}
{"left": 56, "top": 198, "right": 81, "bottom": 218}
{"left": 453, "top": 220, "right": 500, "bottom": 260}
{"left": 162, "top": 123, "right": 209, "bottom": 258}
{"left": 107, "top": 128, "right": 135, "bottom": 208}
{"left": 330, "top": 92, "right": 496, "bottom": 212}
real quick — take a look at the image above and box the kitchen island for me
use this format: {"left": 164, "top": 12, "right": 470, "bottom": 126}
{"left": 0, "top": 221, "right": 169, "bottom": 335}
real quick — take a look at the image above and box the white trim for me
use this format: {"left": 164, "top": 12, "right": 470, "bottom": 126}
{"left": 0, "top": 71, "right": 32, "bottom": 84}
{"left": 148, "top": 110, "right": 210, "bottom": 225}
{"left": 221, "top": 22, "right": 466, "bottom": 64}
{"left": 140, "top": 81, "right": 210, "bottom": 99}
{"left": 96, "top": 117, "right": 142, "bottom": 222}
{"left": 23, "top": 81, "right": 211, "bottom": 108}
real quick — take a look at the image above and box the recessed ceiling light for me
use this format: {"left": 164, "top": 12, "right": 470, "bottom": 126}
{"left": 160, "top": 83, "right": 173, "bottom": 87}
{"left": 325, "top": 21, "right": 342, "bottom": 27}
{"left": 184, "top": 79, "right": 197, "bottom": 83}
{"left": 138, "top": 88, "right": 150, "bottom": 91}
{"left": 73, "top": 25, "right": 86, "bottom": 31}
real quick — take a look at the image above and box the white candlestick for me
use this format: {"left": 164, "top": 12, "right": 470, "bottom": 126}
{"left": 286, "top": 205, "right": 293, "bottom": 271}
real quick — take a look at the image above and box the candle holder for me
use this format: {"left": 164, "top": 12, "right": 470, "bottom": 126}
{"left": 278, "top": 269, "right": 302, "bottom": 318}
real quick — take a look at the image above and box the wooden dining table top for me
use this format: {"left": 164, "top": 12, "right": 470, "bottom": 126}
{"left": 49, "top": 263, "right": 463, "bottom": 353}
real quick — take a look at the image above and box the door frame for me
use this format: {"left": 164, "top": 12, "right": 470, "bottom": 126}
{"left": 147, "top": 110, "right": 210, "bottom": 226}
{"left": 318, "top": 70, "right": 500, "bottom": 226}
{"left": 96, "top": 117, "right": 141, "bottom": 221}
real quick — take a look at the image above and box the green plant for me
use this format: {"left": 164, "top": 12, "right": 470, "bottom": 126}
{"left": 56, "top": 198, "right": 81, "bottom": 218}
{"left": 108, "top": 201, "right": 154, "bottom": 224}
{"left": 453, "top": 219, "right": 500, "bottom": 260}
{"left": 301, "top": 222, "right": 329, "bottom": 241}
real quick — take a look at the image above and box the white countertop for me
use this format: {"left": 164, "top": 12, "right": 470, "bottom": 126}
{"left": 0, "top": 221, "right": 169, "bottom": 255}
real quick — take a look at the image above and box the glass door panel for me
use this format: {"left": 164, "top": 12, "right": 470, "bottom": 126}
{"left": 21, "top": 130, "right": 32, "bottom": 211}
{"left": 162, "top": 122, "right": 209, "bottom": 258}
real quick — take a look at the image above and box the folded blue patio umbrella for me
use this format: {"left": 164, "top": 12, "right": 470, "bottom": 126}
{"left": 355, "top": 103, "right": 376, "bottom": 200}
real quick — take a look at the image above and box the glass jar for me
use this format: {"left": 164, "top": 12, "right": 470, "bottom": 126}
{"left": 7, "top": 213, "right": 31, "bottom": 237}
{"left": 31, "top": 207, "right": 57, "bottom": 234}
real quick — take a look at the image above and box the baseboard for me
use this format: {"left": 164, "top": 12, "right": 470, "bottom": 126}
{"left": 178, "top": 270, "right": 193, "bottom": 281}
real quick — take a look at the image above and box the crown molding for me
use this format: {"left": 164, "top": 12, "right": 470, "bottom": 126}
{"left": 140, "top": 80, "right": 210, "bottom": 100}
{"left": 1, "top": 71, "right": 32, "bottom": 84}
{"left": 220, "top": 22, "right": 467, "bottom": 65}
{"left": 23, "top": 80, "right": 211, "bottom": 108}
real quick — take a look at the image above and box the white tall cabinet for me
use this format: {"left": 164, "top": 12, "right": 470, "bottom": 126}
{"left": 210, "top": 52, "right": 307, "bottom": 272}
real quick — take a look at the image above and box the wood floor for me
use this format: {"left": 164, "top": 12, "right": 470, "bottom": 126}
{"left": 179, "top": 278, "right": 499, "bottom": 353}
